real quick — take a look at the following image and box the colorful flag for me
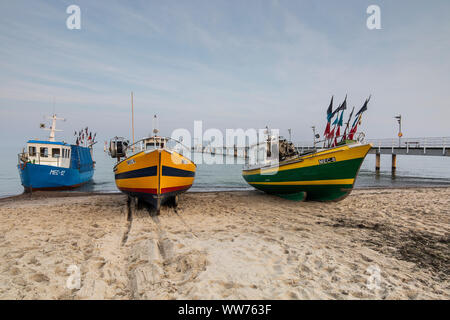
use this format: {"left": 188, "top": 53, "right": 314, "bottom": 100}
{"left": 328, "top": 126, "right": 335, "bottom": 139}
{"left": 335, "top": 111, "right": 344, "bottom": 141}
{"left": 337, "top": 110, "right": 344, "bottom": 127}
{"left": 331, "top": 95, "right": 347, "bottom": 118}
{"left": 355, "top": 95, "right": 370, "bottom": 117}
{"left": 342, "top": 107, "right": 355, "bottom": 140}
{"left": 324, "top": 96, "right": 334, "bottom": 137}
{"left": 349, "top": 114, "right": 362, "bottom": 140}
{"left": 332, "top": 109, "right": 340, "bottom": 126}
{"left": 326, "top": 96, "right": 334, "bottom": 122}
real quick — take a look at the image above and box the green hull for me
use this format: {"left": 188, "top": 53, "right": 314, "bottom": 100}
{"left": 243, "top": 154, "right": 367, "bottom": 202}
{"left": 278, "top": 192, "right": 307, "bottom": 201}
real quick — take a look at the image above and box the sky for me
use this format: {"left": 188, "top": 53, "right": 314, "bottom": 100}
{"left": 0, "top": 0, "right": 449, "bottom": 149}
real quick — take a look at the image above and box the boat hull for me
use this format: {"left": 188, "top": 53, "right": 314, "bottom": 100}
{"left": 114, "top": 149, "right": 196, "bottom": 211}
{"left": 242, "top": 143, "right": 371, "bottom": 201}
{"left": 17, "top": 163, "right": 94, "bottom": 191}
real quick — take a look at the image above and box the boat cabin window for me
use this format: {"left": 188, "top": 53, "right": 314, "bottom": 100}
{"left": 145, "top": 142, "right": 164, "bottom": 149}
{"left": 29, "top": 146, "right": 36, "bottom": 156}
{"left": 40, "top": 147, "right": 48, "bottom": 158}
{"left": 63, "top": 149, "right": 71, "bottom": 158}
{"left": 52, "top": 148, "right": 60, "bottom": 158}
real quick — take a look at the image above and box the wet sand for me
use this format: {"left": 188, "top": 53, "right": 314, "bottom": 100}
{"left": 0, "top": 188, "right": 448, "bottom": 299}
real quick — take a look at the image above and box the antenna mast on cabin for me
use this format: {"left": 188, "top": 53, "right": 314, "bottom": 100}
{"left": 131, "top": 92, "right": 135, "bottom": 152}
{"left": 43, "top": 114, "right": 65, "bottom": 142}
{"left": 152, "top": 115, "right": 159, "bottom": 136}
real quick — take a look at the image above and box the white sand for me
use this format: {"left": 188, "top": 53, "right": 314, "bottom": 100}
{"left": 0, "top": 188, "right": 448, "bottom": 299}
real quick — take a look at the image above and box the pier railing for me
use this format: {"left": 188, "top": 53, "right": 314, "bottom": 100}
{"left": 293, "top": 136, "right": 450, "bottom": 157}
{"left": 193, "top": 136, "right": 450, "bottom": 158}
{"left": 366, "top": 137, "right": 450, "bottom": 148}
{"left": 365, "top": 137, "right": 450, "bottom": 156}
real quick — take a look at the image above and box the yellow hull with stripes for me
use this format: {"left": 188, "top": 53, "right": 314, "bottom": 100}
{"left": 114, "top": 149, "right": 196, "bottom": 210}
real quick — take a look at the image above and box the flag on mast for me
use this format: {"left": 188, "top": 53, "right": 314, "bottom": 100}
{"left": 342, "top": 106, "right": 355, "bottom": 140}
{"left": 355, "top": 95, "right": 370, "bottom": 118}
{"left": 330, "top": 94, "right": 347, "bottom": 118}
{"left": 349, "top": 96, "right": 370, "bottom": 140}
{"left": 336, "top": 110, "right": 344, "bottom": 136}
{"left": 333, "top": 110, "right": 345, "bottom": 146}
{"left": 323, "top": 96, "right": 334, "bottom": 137}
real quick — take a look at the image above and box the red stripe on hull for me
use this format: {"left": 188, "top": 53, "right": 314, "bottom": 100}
{"left": 118, "top": 187, "right": 158, "bottom": 194}
{"left": 161, "top": 185, "right": 192, "bottom": 194}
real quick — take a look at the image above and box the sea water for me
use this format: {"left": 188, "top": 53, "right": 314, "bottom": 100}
{"left": 1, "top": 145, "right": 449, "bottom": 198}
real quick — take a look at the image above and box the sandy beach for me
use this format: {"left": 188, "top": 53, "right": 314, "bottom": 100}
{"left": 0, "top": 188, "right": 448, "bottom": 300}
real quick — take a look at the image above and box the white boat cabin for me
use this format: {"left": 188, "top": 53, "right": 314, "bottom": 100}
{"left": 26, "top": 140, "right": 71, "bottom": 168}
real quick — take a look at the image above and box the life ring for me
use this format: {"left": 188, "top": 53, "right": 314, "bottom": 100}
{"left": 20, "top": 162, "right": 27, "bottom": 170}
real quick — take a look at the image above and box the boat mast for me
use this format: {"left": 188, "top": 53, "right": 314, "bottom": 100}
{"left": 44, "top": 114, "right": 65, "bottom": 142}
{"left": 131, "top": 91, "right": 135, "bottom": 152}
{"left": 152, "top": 114, "right": 159, "bottom": 136}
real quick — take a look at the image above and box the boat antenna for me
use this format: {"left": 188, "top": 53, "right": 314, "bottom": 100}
{"left": 44, "top": 114, "right": 65, "bottom": 142}
{"left": 131, "top": 92, "right": 135, "bottom": 151}
{"left": 152, "top": 114, "right": 159, "bottom": 136}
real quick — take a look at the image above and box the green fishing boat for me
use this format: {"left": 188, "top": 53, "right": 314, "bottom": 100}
{"left": 242, "top": 137, "right": 372, "bottom": 202}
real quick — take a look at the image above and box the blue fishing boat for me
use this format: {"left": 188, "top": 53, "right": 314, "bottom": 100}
{"left": 17, "top": 114, "right": 95, "bottom": 191}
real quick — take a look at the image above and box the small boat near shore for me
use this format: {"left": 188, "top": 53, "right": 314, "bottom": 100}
{"left": 109, "top": 122, "right": 196, "bottom": 212}
{"left": 17, "top": 114, "right": 95, "bottom": 191}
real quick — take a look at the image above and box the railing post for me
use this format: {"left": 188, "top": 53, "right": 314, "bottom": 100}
{"left": 424, "top": 137, "right": 427, "bottom": 154}
{"left": 443, "top": 137, "right": 446, "bottom": 156}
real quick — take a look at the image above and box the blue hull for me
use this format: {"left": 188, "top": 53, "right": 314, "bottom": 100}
{"left": 18, "top": 163, "right": 94, "bottom": 190}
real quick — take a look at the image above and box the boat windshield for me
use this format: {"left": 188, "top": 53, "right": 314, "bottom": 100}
{"left": 126, "top": 136, "right": 191, "bottom": 158}
{"left": 146, "top": 142, "right": 164, "bottom": 149}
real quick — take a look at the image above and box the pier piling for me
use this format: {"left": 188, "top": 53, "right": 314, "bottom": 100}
{"left": 392, "top": 154, "right": 397, "bottom": 175}
{"left": 375, "top": 152, "right": 380, "bottom": 173}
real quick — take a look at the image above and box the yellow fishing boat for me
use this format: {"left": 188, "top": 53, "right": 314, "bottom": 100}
{"left": 109, "top": 135, "right": 195, "bottom": 212}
